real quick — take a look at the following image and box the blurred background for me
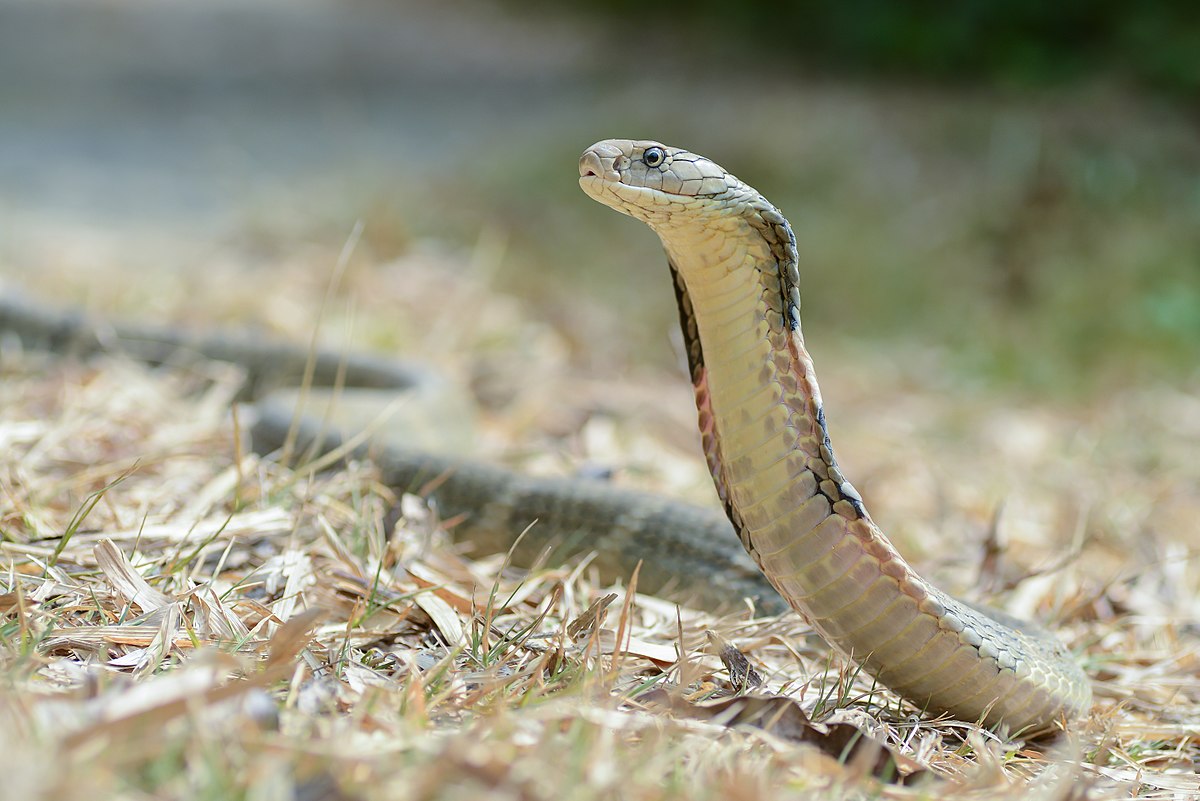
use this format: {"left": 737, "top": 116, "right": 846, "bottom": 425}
{"left": 1, "top": 0, "right": 1198, "bottom": 392}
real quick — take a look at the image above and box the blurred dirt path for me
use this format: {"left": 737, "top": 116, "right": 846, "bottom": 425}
{"left": 0, "top": 0, "right": 598, "bottom": 244}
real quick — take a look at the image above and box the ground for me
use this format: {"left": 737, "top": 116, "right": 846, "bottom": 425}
{"left": 1, "top": 1, "right": 1198, "bottom": 798}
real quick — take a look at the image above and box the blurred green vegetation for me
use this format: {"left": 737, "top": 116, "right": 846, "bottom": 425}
{"left": 4, "top": 2, "right": 1195, "bottom": 396}
{"left": 547, "top": 1, "right": 1200, "bottom": 97}
{"left": 363, "top": 83, "right": 1198, "bottom": 394}
{"left": 355, "top": 3, "right": 1200, "bottom": 392}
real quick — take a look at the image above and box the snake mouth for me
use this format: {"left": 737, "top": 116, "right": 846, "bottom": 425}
{"left": 579, "top": 175, "right": 664, "bottom": 223}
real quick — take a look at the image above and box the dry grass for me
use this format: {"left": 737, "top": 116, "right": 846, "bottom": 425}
{"left": 1, "top": 243, "right": 1198, "bottom": 800}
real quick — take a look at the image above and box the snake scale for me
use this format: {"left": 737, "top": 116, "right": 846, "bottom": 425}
{"left": 579, "top": 139, "right": 1090, "bottom": 733}
{"left": 0, "top": 138, "right": 1090, "bottom": 733}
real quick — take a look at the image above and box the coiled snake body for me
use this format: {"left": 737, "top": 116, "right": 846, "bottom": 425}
{"left": 579, "top": 139, "right": 1091, "bottom": 733}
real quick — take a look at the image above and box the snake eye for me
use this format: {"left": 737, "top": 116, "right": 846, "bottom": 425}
{"left": 643, "top": 147, "right": 665, "bottom": 168}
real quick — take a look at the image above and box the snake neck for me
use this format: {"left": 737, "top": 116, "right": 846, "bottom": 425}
{"left": 580, "top": 140, "right": 1091, "bottom": 730}
{"left": 660, "top": 211, "right": 872, "bottom": 556}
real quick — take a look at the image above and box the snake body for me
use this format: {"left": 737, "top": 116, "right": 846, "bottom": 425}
{"left": 1, "top": 139, "right": 1091, "bottom": 732}
{"left": 0, "top": 293, "right": 785, "bottom": 612}
{"left": 579, "top": 139, "right": 1090, "bottom": 732}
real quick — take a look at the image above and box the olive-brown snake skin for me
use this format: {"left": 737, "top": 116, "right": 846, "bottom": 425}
{"left": 579, "top": 138, "right": 1091, "bottom": 733}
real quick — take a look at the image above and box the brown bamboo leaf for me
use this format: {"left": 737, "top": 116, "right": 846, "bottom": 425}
{"left": 265, "top": 607, "right": 328, "bottom": 668}
{"left": 593, "top": 629, "right": 679, "bottom": 664}
{"left": 567, "top": 592, "right": 618, "bottom": 641}
{"left": 705, "top": 631, "right": 763, "bottom": 692}
{"left": 94, "top": 539, "right": 172, "bottom": 612}
{"left": 413, "top": 589, "right": 465, "bottom": 645}
{"left": 658, "top": 692, "right": 926, "bottom": 784}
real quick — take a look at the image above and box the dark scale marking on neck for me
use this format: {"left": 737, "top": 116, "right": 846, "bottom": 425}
{"left": 815, "top": 405, "right": 868, "bottom": 518}
{"left": 744, "top": 200, "right": 867, "bottom": 521}
{"left": 787, "top": 302, "right": 802, "bottom": 332}
{"left": 816, "top": 405, "right": 834, "bottom": 456}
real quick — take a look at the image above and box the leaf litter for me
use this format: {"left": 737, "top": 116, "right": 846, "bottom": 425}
{"left": 0, "top": 257, "right": 1198, "bottom": 799}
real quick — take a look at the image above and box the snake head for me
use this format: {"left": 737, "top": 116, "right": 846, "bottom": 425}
{"left": 578, "top": 139, "right": 737, "bottom": 226}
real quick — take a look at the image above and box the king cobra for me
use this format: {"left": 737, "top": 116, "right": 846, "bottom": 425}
{"left": 579, "top": 139, "right": 1091, "bottom": 733}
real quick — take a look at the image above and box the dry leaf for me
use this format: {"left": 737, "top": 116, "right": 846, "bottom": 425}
{"left": 94, "top": 539, "right": 172, "bottom": 612}
{"left": 413, "top": 590, "right": 465, "bottom": 645}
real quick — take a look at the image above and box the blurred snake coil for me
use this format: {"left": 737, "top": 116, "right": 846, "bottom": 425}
{"left": 579, "top": 138, "right": 1091, "bottom": 733}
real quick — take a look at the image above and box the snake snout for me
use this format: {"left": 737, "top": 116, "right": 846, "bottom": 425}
{"left": 579, "top": 140, "right": 632, "bottom": 184}
{"left": 578, "top": 151, "right": 602, "bottom": 179}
